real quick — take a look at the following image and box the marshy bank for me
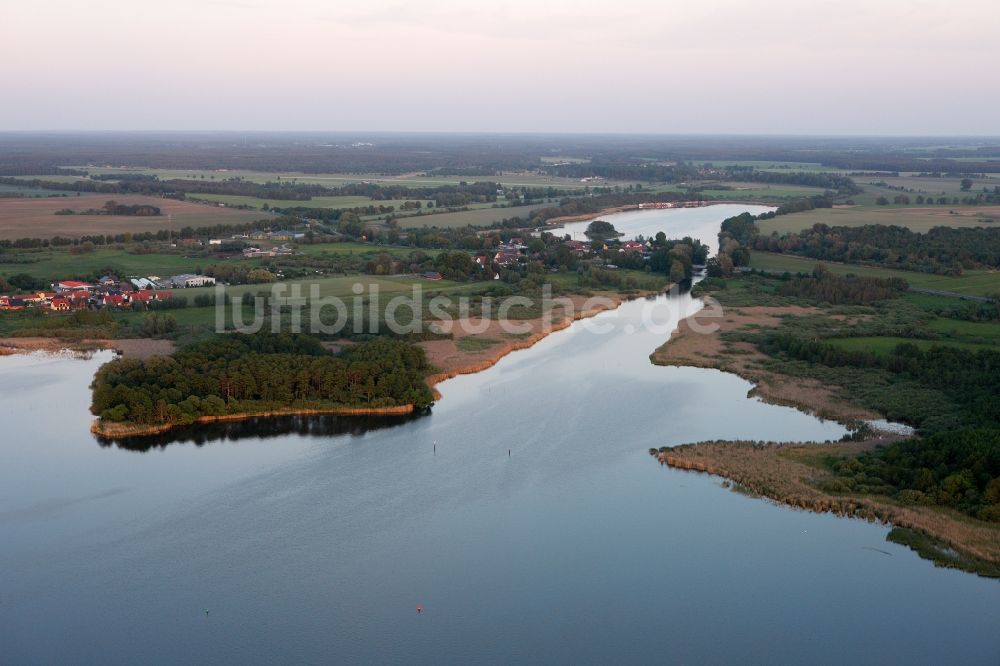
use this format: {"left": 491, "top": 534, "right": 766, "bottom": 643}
{"left": 652, "top": 440, "right": 1000, "bottom": 577}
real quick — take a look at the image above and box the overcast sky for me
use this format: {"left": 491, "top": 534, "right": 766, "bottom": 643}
{"left": 2, "top": 0, "right": 997, "bottom": 135}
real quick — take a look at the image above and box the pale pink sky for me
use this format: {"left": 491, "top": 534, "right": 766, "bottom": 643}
{"left": 2, "top": 0, "right": 997, "bottom": 134}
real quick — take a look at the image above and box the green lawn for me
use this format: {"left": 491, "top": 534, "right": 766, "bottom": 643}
{"left": 749, "top": 250, "right": 1000, "bottom": 297}
{"left": 178, "top": 274, "right": 486, "bottom": 301}
{"left": 925, "top": 318, "right": 1000, "bottom": 344}
{"left": 0, "top": 247, "right": 220, "bottom": 283}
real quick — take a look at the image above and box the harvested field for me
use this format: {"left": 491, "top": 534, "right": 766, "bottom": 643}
{"left": 0, "top": 194, "right": 270, "bottom": 240}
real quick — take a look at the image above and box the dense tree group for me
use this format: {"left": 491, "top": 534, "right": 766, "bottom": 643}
{"left": 91, "top": 334, "right": 435, "bottom": 425}
{"left": 776, "top": 269, "right": 908, "bottom": 304}
{"left": 763, "top": 330, "right": 1000, "bottom": 428}
{"left": 827, "top": 429, "right": 1000, "bottom": 521}
{"left": 753, "top": 223, "right": 1000, "bottom": 274}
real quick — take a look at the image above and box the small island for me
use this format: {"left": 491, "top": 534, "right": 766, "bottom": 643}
{"left": 583, "top": 219, "right": 624, "bottom": 239}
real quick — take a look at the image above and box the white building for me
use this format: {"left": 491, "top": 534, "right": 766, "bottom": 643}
{"left": 169, "top": 274, "right": 216, "bottom": 288}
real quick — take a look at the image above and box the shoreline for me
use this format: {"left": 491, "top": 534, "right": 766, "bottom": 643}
{"left": 421, "top": 290, "right": 647, "bottom": 398}
{"left": 652, "top": 439, "right": 1000, "bottom": 575}
{"left": 650, "top": 303, "right": 1000, "bottom": 575}
{"left": 543, "top": 199, "right": 770, "bottom": 226}
{"left": 82, "top": 288, "right": 659, "bottom": 440}
{"left": 0, "top": 337, "right": 176, "bottom": 359}
{"left": 90, "top": 404, "right": 416, "bottom": 438}
{"left": 649, "top": 303, "right": 879, "bottom": 423}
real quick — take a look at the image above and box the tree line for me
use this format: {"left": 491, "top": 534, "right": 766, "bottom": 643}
{"left": 753, "top": 223, "right": 1000, "bottom": 274}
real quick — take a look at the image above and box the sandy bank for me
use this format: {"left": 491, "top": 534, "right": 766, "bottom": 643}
{"left": 0, "top": 337, "right": 176, "bottom": 359}
{"left": 419, "top": 291, "right": 646, "bottom": 397}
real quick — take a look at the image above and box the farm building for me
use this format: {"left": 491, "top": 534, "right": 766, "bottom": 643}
{"left": 169, "top": 274, "right": 216, "bottom": 288}
{"left": 56, "top": 281, "right": 94, "bottom": 292}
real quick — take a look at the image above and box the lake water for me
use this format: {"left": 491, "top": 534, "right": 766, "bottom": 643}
{"left": 549, "top": 203, "right": 776, "bottom": 253}
{"left": 1, "top": 206, "right": 997, "bottom": 665}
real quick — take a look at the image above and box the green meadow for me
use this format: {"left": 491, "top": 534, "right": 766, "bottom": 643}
{"left": 748, "top": 250, "right": 1000, "bottom": 297}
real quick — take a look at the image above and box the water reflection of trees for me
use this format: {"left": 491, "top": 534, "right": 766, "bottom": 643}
{"left": 95, "top": 412, "right": 423, "bottom": 452}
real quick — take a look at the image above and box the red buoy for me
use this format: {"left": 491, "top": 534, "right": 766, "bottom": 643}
{"left": 416, "top": 604, "right": 423, "bottom": 614}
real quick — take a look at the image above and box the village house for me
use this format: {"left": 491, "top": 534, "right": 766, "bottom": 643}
{"left": 101, "top": 293, "right": 128, "bottom": 308}
{"left": 0, "top": 295, "right": 25, "bottom": 311}
{"left": 56, "top": 280, "right": 94, "bottom": 293}
{"left": 619, "top": 241, "right": 647, "bottom": 253}
{"left": 132, "top": 290, "right": 172, "bottom": 304}
{"left": 493, "top": 248, "right": 521, "bottom": 266}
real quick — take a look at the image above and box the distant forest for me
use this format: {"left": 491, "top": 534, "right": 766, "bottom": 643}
{"left": 2, "top": 132, "right": 999, "bottom": 176}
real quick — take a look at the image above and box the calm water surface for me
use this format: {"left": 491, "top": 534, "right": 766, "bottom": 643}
{"left": 1, "top": 206, "right": 997, "bottom": 665}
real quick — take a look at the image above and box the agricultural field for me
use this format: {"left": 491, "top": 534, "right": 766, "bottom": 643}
{"left": 67, "top": 166, "right": 641, "bottom": 190}
{"left": 396, "top": 202, "right": 554, "bottom": 228}
{"left": 0, "top": 183, "right": 80, "bottom": 197}
{"left": 7, "top": 174, "right": 97, "bottom": 184}
{"left": 757, "top": 205, "right": 1000, "bottom": 234}
{"left": 0, "top": 240, "right": 443, "bottom": 286}
{"left": 874, "top": 174, "right": 1000, "bottom": 196}
{"left": 0, "top": 246, "right": 217, "bottom": 283}
{"left": 748, "top": 250, "right": 1000, "bottom": 297}
{"left": 700, "top": 160, "right": 861, "bottom": 174}
{"left": 178, "top": 273, "right": 484, "bottom": 301}
{"left": 295, "top": 242, "right": 438, "bottom": 259}
{"left": 696, "top": 181, "right": 829, "bottom": 199}
{"left": 0, "top": 194, "right": 271, "bottom": 240}
{"left": 186, "top": 192, "right": 433, "bottom": 211}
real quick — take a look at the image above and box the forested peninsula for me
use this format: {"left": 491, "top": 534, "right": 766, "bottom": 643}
{"left": 90, "top": 333, "right": 435, "bottom": 436}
